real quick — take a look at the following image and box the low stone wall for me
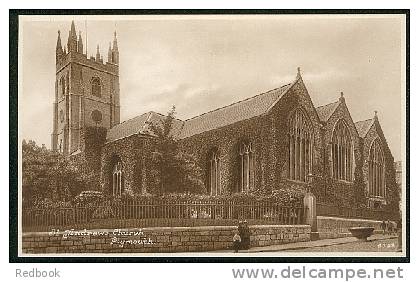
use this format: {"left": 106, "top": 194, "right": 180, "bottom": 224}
{"left": 22, "top": 225, "right": 311, "bottom": 254}
{"left": 317, "top": 216, "right": 384, "bottom": 239}
{"left": 250, "top": 225, "right": 311, "bottom": 247}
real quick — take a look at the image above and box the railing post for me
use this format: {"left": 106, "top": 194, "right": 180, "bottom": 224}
{"left": 303, "top": 190, "right": 319, "bottom": 241}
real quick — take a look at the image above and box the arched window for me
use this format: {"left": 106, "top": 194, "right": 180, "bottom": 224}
{"left": 60, "top": 77, "right": 65, "bottom": 97}
{"left": 369, "top": 139, "right": 385, "bottom": 197}
{"left": 239, "top": 141, "right": 254, "bottom": 192}
{"left": 65, "top": 74, "right": 69, "bottom": 95}
{"left": 288, "top": 108, "right": 313, "bottom": 182}
{"left": 208, "top": 149, "right": 221, "bottom": 195}
{"left": 91, "top": 77, "right": 101, "bottom": 97}
{"left": 112, "top": 161, "right": 123, "bottom": 196}
{"left": 331, "top": 120, "right": 354, "bottom": 181}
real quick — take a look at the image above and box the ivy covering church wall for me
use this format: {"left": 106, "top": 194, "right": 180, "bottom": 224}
{"left": 93, "top": 79, "right": 398, "bottom": 217}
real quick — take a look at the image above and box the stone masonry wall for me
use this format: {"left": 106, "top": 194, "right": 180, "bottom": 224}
{"left": 22, "top": 225, "right": 310, "bottom": 254}
{"left": 317, "top": 216, "right": 384, "bottom": 239}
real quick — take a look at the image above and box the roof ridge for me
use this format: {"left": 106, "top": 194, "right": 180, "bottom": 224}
{"left": 355, "top": 118, "right": 374, "bottom": 124}
{"left": 316, "top": 100, "right": 339, "bottom": 109}
{"left": 110, "top": 112, "right": 151, "bottom": 129}
{"left": 148, "top": 111, "right": 185, "bottom": 122}
{"left": 184, "top": 83, "right": 291, "bottom": 122}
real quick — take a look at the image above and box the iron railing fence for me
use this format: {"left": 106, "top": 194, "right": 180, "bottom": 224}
{"left": 22, "top": 199, "right": 306, "bottom": 232}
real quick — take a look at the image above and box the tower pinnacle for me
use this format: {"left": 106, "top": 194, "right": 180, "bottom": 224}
{"left": 78, "top": 31, "right": 84, "bottom": 54}
{"left": 96, "top": 45, "right": 101, "bottom": 61}
{"left": 70, "top": 20, "right": 76, "bottom": 36}
{"left": 109, "top": 31, "right": 119, "bottom": 64}
{"left": 112, "top": 31, "right": 118, "bottom": 51}
{"left": 67, "top": 20, "right": 78, "bottom": 53}
{"left": 56, "top": 30, "right": 63, "bottom": 63}
{"left": 56, "top": 30, "right": 62, "bottom": 50}
{"left": 108, "top": 42, "right": 112, "bottom": 62}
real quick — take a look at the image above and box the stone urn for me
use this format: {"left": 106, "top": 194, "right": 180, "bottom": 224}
{"left": 349, "top": 227, "right": 375, "bottom": 241}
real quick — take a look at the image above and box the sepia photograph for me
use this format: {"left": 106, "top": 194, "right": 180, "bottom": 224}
{"left": 11, "top": 11, "right": 408, "bottom": 261}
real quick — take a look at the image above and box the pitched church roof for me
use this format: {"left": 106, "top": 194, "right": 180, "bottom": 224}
{"left": 105, "top": 74, "right": 381, "bottom": 144}
{"left": 178, "top": 83, "right": 292, "bottom": 139}
{"left": 355, "top": 118, "right": 374, "bottom": 138}
{"left": 106, "top": 80, "right": 295, "bottom": 143}
{"left": 106, "top": 111, "right": 183, "bottom": 143}
{"left": 315, "top": 101, "right": 340, "bottom": 122}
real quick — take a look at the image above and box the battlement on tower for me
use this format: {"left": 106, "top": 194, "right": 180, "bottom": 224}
{"left": 55, "top": 20, "right": 119, "bottom": 76}
{"left": 56, "top": 51, "right": 119, "bottom": 76}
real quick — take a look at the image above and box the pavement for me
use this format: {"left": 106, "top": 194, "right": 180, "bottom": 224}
{"left": 209, "top": 234, "right": 398, "bottom": 253}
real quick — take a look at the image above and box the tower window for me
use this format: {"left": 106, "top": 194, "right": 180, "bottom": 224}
{"left": 91, "top": 77, "right": 101, "bottom": 97}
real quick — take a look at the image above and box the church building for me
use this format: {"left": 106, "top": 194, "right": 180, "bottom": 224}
{"left": 52, "top": 22, "right": 398, "bottom": 210}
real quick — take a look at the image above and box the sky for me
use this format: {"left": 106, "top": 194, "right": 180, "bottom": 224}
{"left": 19, "top": 15, "right": 405, "bottom": 161}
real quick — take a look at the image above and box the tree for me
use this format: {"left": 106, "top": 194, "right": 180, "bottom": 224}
{"left": 22, "top": 140, "right": 93, "bottom": 206}
{"left": 148, "top": 106, "right": 205, "bottom": 194}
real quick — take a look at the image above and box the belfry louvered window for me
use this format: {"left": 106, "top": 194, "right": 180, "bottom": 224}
{"left": 288, "top": 108, "right": 313, "bottom": 182}
{"left": 368, "top": 139, "right": 385, "bottom": 197}
{"left": 91, "top": 77, "right": 101, "bottom": 97}
{"left": 331, "top": 120, "right": 354, "bottom": 181}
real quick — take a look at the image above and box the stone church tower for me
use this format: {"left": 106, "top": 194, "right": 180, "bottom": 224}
{"left": 51, "top": 21, "right": 120, "bottom": 156}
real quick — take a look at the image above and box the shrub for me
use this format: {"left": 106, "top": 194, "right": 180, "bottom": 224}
{"left": 31, "top": 198, "right": 72, "bottom": 209}
{"left": 110, "top": 188, "right": 304, "bottom": 206}
{"left": 22, "top": 139, "right": 96, "bottom": 205}
{"left": 73, "top": 190, "right": 105, "bottom": 206}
